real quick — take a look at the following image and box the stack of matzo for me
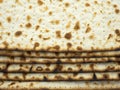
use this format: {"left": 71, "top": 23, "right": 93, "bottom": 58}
{"left": 0, "top": 0, "right": 120, "bottom": 89}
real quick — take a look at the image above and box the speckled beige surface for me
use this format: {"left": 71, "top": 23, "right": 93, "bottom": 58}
{"left": 0, "top": 0, "right": 120, "bottom": 51}
{"left": 0, "top": 62, "right": 119, "bottom": 72}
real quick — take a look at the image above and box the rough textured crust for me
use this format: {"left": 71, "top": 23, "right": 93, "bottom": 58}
{"left": 0, "top": 81, "right": 120, "bottom": 89}
{"left": 0, "top": 50, "right": 120, "bottom": 58}
{"left": 0, "top": 56, "right": 119, "bottom": 63}
{"left": 0, "top": 62, "right": 119, "bottom": 72}
{"left": 0, "top": 72, "right": 119, "bottom": 81}
{"left": 0, "top": 0, "right": 120, "bottom": 51}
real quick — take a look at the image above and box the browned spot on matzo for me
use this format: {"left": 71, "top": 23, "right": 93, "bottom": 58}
{"left": 26, "top": 15, "right": 31, "bottom": 21}
{"left": 64, "top": 2, "right": 70, "bottom": 7}
{"left": 115, "top": 9, "right": 119, "bottom": 14}
{"left": 0, "top": 0, "right": 3, "bottom": 3}
{"left": 74, "top": 21, "right": 80, "bottom": 30}
{"left": 115, "top": 29, "right": 120, "bottom": 36}
{"left": 35, "top": 25, "right": 39, "bottom": 30}
{"left": 56, "top": 31, "right": 61, "bottom": 38}
{"left": 85, "top": 3, "right": 90, "bottom": 7}
{"left": 15, "top": 31, "right": 22, "bottom": 37}
{"left": 6, "top": 16, "right": 11, "bottom": 23}
{"left": 77, "top": 46, "right": 82, "bottom": 50}
{"left": 37, "top": 0, "right": 43, "bottom": 6}
{"left": 86, "top": 26, "right": 91, "bottom": 33}
{"left": 34, "top": 42, "right": 40, "bottom": 48}
{"left": 53, "top": 45, "right": 60, "bottom": 50}
{"left": 25, "top": 23, "right": 32, "bottom": 28}
{"left": 64, "top": 32, "right": 72, "bottom": 40}
{"left": 67, "top": 42, "right": 72, "bottom": 48}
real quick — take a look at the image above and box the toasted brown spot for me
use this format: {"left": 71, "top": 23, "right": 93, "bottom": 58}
{"left": 86, "top": 26, "right": 91, "bottom": 33}
{"left": 58, "top": 0, "right": 63, "bottom": 2}
{"left": 6, "top": 32, "right": 10, "bottom": 36}
{"left": 0, "top": 22, "right": 2, "bottom": 26}
{"left": 45, "top": 68, "right": 50, "bottom": 71}
{"left": 107, "top": 34, "right": 113, "bottom": 40}
{"left": 79, "top": 77, "right": 84, "bottom": 80}
{"left": 77, "top": 46, "right": 82, "bottom": 50}
{"left": 0, "top": 0, "right": 3, "bottom": 3}
{"left": 56, "top": 30, "right": 61, "bottom": 38}
{"left": 15, "top": 31, "right": 22, "bottom": 37}
{"left": 46, "top": 63, "right": 50, "bottom": 67}
{"left": 53, "top": 45, "right": 60, "bottom": 50}
{"left": 38, "top": 18, "right": 42, "bottom": 23}
{"left": 113, "top": 4, "right": 117, "bottom": 8}
{"left": 30, "top": 38, "right": 33, "bottom": 41}
{"left": 50, "top": 20, "right": 60, "bottom": 25}
{"left": 25, "top": 23, "right": 32, "bottom": 28}
{"left": 35, "top": 25, "right": 39, "bottom": 30}
{"left": 27, "top": 0, "right": 30, "bottom": 2}
{"left": 90, "top": 63, "right": 94, "bottom": 70}
{"left": 19, "top": 24, "right": 23, "bottom": 27}
{"left": 116, "top": 39, "right": 120, "bottom": 42}
{"left": 37, "top": 0, "right": 43, "bottom": 6}
{"left": 89, "top": 35, "right": 94, "bottom": 39}
{"left": 73, "top": 73, "right": 78, "bottom": 77}
{"left": 66, "top": 21, "right": 71, "bottom": 29}
{"left": 67, "top": 42, "right": 72, "bottom": 48}
{"left": 107, "top": 20, "right": 111, "bottom": 26}
{"left": 85, "top": 3, "right": 90, "bottom": 7}
{"left": 115, "top": 29, "right": 120, "bottom": 36}
{"left": 56, "top": 65, "right": 63, "bottom": 72}
{"left": 93, "top": 12, "right": 97, "bottom": 17}
{"left": 2, "top": 41, "right": 8, "bottom": 48}
{"left": 30, "top": 83, "right": 33, "bottom": 87}
{"left": 29, "top": 5, "right": 32, "bottom": 9}
{"left": 38, "top": 34, "right": 42, "bottom": 38}
{"left": 74, "top": 21, "right": 80, "bottom": 30}
{"left": 34, "top": 42, "right": 40, "bottom": 48}
{"left": 64, "top": 32, "right": 72, "bottom": 40}
{"left": 48, "top": 11, "right": 52, "bottom": 16}
{"left": 107, "top": 1, "right": 111, "bottom": 4}
{"left": 43, "top": 37, "right": 50, "bottom": 40}
{"left": 36, "top": 66, "right": 43, "bottom": 71}
{"left": 15, "top": 0, "right": 22, "bottom": 5}
{"left": 107, "top": 66, "right": 115, "bottom": 70}
{"left": 94, "top": 1, "right": 98, "bottom": 4}
{"left": 64, "top": 2, "right": 70, "bottom": 7}
{"left": 76, "top": 64, "right": 81, "bottom": 68}
{"left": 26, "top": 15, "right": 31, "bottom": 21}
{"left": 68, "top": 67, "right": 72, "bottom": 71}
{"left": 54, "top": 75, "right": 64, "bottom": 80}
{"left": 45, "top": 29, "right": 50, "bottom": 32}
{"left": 103, "top": 74, "right": 109, "bottom": 79}
{"left": 80, "top": 42, "right": 83, "bottom": 44}
{"left": 115, "top": 9, "right": 119, "bottom": 14}
{"left": 8, "top": 82, "right": 15, "bottom": 87}
{"left": 6, "top": 16, "right": 11, "bottom": 23}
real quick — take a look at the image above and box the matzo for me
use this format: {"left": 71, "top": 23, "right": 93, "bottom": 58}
{"left": 0, "top": 62, "right": 119, "bottom": 72}
{"left": 0, "top": 50, "right": 120, "bottom": 57}
{"left": 0, "top": 56, "right": 119, "bottom": 63}
{"left": 0, "top": 81, "right": 120, "bottom": 89}
{"left": 0, "top": 0, "right": 120, "bottom": 51}
{"left": 0, "top": 72, "right": 119, "bottom": 81}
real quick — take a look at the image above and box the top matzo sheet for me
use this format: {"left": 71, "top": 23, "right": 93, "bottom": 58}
{"left": 0, "top": 0, "right": 120, "bottom": 51}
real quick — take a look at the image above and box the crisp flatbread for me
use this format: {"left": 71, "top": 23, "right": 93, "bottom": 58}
{"left": 0, "top": 62, "right": 119, "bottom": 72}
{"left": 0, "top": 72, "right": 119, "bottom": 81}
{"left": 0, "top": 56, "right": 119, "bottom": 63}
{"left": 0, "top": 81, "right": 120, "bottom": 89}
{"left": 0, "top": 0, "right": 120, "bottom": 51}
{"left": 0, "top": 50, "right": 120, "bottom": 58}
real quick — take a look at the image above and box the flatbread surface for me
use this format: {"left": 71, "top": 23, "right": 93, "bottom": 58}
{"left": 0, "top": 0, "right": 120, "bottom": 51}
